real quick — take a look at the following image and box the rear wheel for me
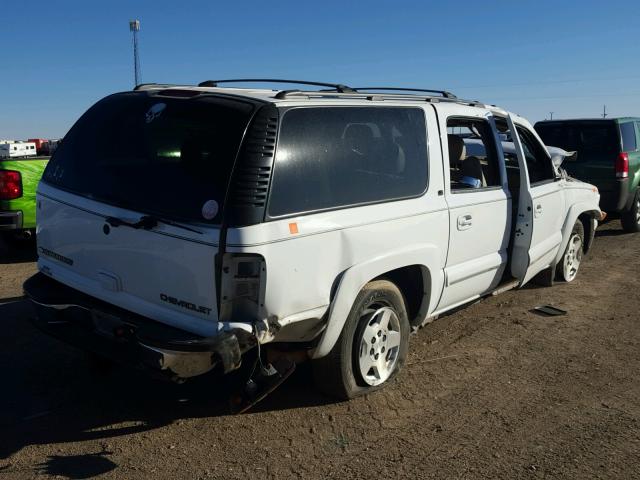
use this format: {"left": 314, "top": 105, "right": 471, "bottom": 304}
{"left": 621, "top": 189, "right": 640, "bottom": 233}
{"left": 559, "top": 221, "right": 584, "bottom": 282}
{"left": 312, "top": 280, "right": 410, "bottom": 399}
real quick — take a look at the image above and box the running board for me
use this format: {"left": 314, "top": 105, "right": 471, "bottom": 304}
{"left": 491, "top": 279, "right": 520, "bottom": 296}
{"left": 419, "top": 278, "right": 522, "bottom": 331}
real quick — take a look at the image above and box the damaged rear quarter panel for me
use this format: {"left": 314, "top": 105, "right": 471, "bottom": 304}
{"left": 224, "top": 195, "right": 449, "bottom": 348}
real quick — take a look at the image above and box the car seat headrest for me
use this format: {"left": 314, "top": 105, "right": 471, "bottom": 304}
{"left": 448, "top": 134, "right": 466, "bottom": 165}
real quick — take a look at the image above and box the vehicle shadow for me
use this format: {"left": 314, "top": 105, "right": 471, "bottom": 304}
{"left": 36, "top": 451, "right": 118, "bottom": 479}
{"left": 0, "top": 236, "right": 38, "bottom": 264}
{"left": 0, "top": 300, "right": 333, "bottom": 468}
{"left": 595, "top": 228, "right": 629, "bottom": 238}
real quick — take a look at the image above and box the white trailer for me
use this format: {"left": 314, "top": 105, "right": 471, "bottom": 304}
{"left": 0, "top": 142, "right": 37, "bottom": 159}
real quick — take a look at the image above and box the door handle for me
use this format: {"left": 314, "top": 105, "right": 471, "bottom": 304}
{"left": 457, "top": 214, "right": 473, "bottom": 230}
{"left": 535, "top": 204, "right": 543, "bottom": 218}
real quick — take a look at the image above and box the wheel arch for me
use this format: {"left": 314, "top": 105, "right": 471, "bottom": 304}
{"left": 554, "top": 203, "right": 601, "bottom": 265}
{"left": 373, "top": 264, "right": 431, "bottom": 328}
{"left": 578, "top": 211, "right": 597, "bottom": 254}
{"left": 311, "top": 244, "right": 443, "bottom": 359}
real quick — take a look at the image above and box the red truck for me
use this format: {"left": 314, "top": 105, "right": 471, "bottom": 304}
{"left": 28, "top": 138, "right": 50, "bottom": 156}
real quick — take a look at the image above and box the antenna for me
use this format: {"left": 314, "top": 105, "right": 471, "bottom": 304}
{"left": 129, "top": 20, "right": 141, "bottom": 87}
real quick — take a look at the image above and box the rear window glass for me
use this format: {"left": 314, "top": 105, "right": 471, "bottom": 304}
{"left": 44, "top": 93, "right": 254, "bottom": 223}
{"left": 268, "top": 107, "right": 428, "bottom": 217}
{"left": 535, "top": 122, "right": 619, "bottom": 158}
{"left": 620, "top": 122, "right": 637, "bottom": 151}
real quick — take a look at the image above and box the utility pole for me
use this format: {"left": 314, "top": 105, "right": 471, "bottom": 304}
{"left": 129, "top": 20, "right": 141, "bottom": 87}
{"left": 549, "top": 112, "right": 554, "bottom": 120}
{"left": 602, "top": 105, "right": 607, "bottom": 118}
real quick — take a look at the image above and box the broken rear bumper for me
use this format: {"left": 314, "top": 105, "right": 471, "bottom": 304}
{"left": 23, "top": 273, "right": 256, "bottom": 381}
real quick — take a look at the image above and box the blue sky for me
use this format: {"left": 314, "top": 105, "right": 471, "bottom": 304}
{"left": 1, "top": 0, "right": 639, "bottom": 139}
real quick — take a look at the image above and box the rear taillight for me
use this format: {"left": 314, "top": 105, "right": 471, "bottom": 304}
{"left": 616, "top": 152, "right": 629, "bottom": 179}
{"left": 219, "top": 254, "right": 266, "bottom": 322}
{"left": 0, "top": 170, "right": 22, "bottom": 200}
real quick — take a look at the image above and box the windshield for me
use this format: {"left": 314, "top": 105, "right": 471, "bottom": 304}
{"left": 43, "top": 92, "right": 254, "bottom": 224}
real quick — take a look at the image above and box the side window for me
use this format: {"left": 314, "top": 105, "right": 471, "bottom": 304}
{"left": 268, "top": 107, "right": 428, "bottom": 217}
{"left": 446, "top": 117, "right": 501, "bottom": 191}
{"left": 515, "top": 126, "right": 556, "bottom": 184}
{"left": 620, "top": 122, "right": 637, "bottom": 152}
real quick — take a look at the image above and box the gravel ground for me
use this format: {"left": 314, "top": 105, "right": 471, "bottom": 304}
{"left": 0, "top": 220, "right": 639, "bottom": 479}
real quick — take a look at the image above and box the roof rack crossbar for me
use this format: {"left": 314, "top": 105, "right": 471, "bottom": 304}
{"left": 197, "top": 78, "right": 355, "bottom": 93}
{"left": 352, "top": 87, "right": 457, "bottom": 99}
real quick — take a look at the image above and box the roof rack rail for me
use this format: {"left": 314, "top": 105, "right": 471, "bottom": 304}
{"left": 197, "top": 78, "right": 355, "bottom": 93}
{"left": 352, "top": 87, "right": 457, "bottom": 99}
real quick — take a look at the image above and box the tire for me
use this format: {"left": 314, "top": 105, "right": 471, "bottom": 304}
{"left": 312, "top": 280, "right": 410, "bottom": 400}
{"left": 621, "top": 189, "right": 640, "bottom": 233}
{"left": 558, "top": 220, "right": 584, "bottom": 283}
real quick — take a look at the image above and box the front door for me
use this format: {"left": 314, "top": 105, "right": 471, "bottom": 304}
{"left": 508, "top": 115, "right": 566, "bottom": 285}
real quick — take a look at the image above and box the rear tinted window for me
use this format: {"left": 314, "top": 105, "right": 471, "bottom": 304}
{"left": 535, "top": 121, "right": 619, "bottom": 158}
{"left": 268, "top": 107, "right": 428, "bottom": 217}
{"left": 620, "top": 122, "right": 637, "bottom": 151}
{"left": 44, "top": 93, "right": 254, "bottom": 223}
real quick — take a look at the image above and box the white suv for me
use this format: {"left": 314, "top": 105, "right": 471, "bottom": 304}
{"left": 25, "top": 80, "right": 603, "bottom": 399}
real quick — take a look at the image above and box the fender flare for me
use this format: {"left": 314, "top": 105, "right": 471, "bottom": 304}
{"left": 311, "top": 243, "right": 444, "bottom": 359}
{"left": 554, "top": 201, "right": 601, "bottom": 266}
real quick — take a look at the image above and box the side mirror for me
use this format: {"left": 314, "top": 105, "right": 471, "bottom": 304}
{"left": 547, "top": 147, "right": 577, "bottom": 177}
{"left": 564, "top": 151, "right": 578, "bottom": 162}
{"left": 551, "top": 154, "right": 565, "bottom": 171}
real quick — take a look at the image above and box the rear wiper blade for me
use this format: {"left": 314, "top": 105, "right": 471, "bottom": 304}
{"left": 105, "top": 215, "right": 203, "bottom": 234}
{"left": 152, "top": 216, "right": 204, "bottom": 234}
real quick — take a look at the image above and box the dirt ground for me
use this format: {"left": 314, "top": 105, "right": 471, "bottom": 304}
{"left": 0, "top": 221, "right": 639, "bottom": 480}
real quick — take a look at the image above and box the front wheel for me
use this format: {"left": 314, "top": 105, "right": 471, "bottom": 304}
{"left": 312, "top": 280, "right": 410, "bottom": 400}
{"left": 621, "top": 190, "right": 640, "bottom": 233}
{"left": 559, "top": 220, "right": 584, "bottom": 282}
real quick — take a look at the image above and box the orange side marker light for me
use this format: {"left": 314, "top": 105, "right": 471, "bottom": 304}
{"left": 289, "top": 222, "right": 299, "bottom": 234}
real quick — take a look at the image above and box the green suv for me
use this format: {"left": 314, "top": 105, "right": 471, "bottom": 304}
{"left": 535, "top": 118, "right": 640, "bottom": 232}
{"left": 0, "top": 156, "right": 50, "bottom": 239}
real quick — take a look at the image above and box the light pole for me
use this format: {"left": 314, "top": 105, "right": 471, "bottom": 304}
{"left": 129, "top": 20, "right": 141, "bottom": 87}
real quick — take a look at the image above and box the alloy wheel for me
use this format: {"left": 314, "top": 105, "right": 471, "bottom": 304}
{"left": 563, "top": 233, "right": 583, "bottom": 282}
{"left": 357, "top": 306, "right": 402, "bottom": 386}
